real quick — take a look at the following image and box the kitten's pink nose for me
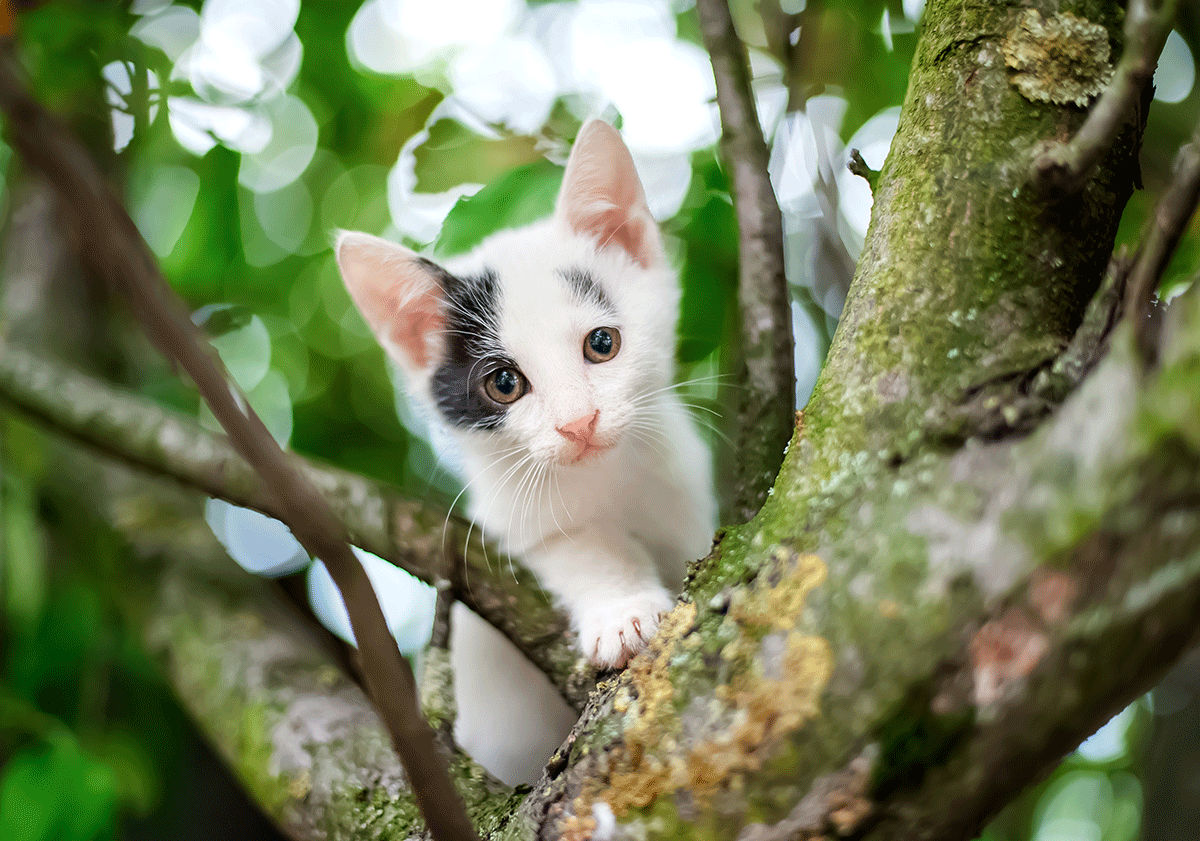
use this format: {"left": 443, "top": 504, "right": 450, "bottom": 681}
{"left": 556, "top": 410, "right": 599, "bottom": 446}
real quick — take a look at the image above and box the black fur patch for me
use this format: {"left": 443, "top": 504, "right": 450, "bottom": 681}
{"left": 558, "top": 267, "right": 613, "bottom": 312}
{"left": 427, "top": 263, "right": 512, "bottom": 430}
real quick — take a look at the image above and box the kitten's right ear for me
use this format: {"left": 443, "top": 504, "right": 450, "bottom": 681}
{"left": 556, "top": 120, "right": 661, "bottom": 268}
{"left": 335, "top": 231, "right": 445, "bottom": 370}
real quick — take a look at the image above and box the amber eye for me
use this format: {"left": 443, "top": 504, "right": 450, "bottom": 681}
{"left": 584, "top": 327, "right": 621, "bottom": 363}
{"left": 483, "top": 367, "right": 527, "bottom": 405}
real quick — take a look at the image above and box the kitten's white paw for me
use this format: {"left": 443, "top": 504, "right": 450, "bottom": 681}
{"left": 576, "top": 588, "right": 673, "bottom": 669}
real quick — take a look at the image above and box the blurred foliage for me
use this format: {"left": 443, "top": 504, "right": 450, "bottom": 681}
{"left": 1, "top": 0, "right": 1198, "bottom": 838}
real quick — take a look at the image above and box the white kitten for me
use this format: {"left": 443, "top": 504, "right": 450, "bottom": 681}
{"left": 335, "top": 120, "right": 717, "bottom": 781}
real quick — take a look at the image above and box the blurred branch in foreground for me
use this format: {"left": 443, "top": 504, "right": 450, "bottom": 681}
{"left": 0, "top": 44, "right": 480, "bottom": 841}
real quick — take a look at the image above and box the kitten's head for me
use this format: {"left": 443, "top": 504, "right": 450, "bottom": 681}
{"left": 336, "top": 120, "right": 679, "bottom": 467}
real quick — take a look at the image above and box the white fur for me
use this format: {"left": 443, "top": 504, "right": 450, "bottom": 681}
{"left": 435, "top": 220, "right": 715, "bottom": 662}
{"left": 438, "top": 220, "right": 715, "bottom": 784}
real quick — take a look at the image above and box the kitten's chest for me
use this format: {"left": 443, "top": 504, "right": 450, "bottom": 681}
{"left": 467, "top": 450, "right": 646, "bottom": 551}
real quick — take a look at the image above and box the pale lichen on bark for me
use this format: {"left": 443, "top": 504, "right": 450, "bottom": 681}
{"left": 1002, "top": 9, "right": 1114, "bottom": 106}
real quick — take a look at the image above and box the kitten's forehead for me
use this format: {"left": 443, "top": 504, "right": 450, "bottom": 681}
{"left": 450, "top": 221, "right": 620, "bottom": 334}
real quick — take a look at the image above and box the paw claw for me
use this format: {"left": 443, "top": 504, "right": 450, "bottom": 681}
{"left": 577, "top": 588, "right": 673, "bottom": 669}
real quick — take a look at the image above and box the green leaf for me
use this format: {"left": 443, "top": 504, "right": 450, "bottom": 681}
{"left": 413, "top": 119, "right": 543, "bottom": 194}
{"left": 434, "top": 159, "right": 563, "bottom": 258}
{"left": 2, "top": 472, "right": 47, "bottom": 631}
{"left": 675, "top": 167, "right": 738, "bottom": 364}
{"left": 0, "top": 736, "right": 118, "bottom": 841}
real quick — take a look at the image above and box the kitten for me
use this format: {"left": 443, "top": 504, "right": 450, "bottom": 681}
{"left": 336, "top": 119, "right": 716, "bottom": 667}
{"left": 335, "top": 121, "right": 717, "bottom": 781}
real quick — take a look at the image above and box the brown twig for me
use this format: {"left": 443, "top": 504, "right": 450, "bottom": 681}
{"left": 696, "top": 0, "right": 796, "bottom": 523}
{"left": 764, "top": 0, "right": 826, "bottom": 113}
{"left": 1033, "top": 0, "right": 1180, "bottom": 193}
{"left": 0, "top": 47, "right": 480, "bottom": 841}
{"left": 1033, "top": 247, "right": 1134, "bottom": 402}
{"left": 1124, "top": 120, "right": 1200, "bottom": 356}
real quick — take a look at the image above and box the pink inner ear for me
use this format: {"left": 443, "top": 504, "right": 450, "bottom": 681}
{"left": 557, "top": 121, "right": 661, "bottom": 267}
{"left": 577, "top": 205, "right": 654, "bottom": 268}
{"left": 388, "top": 288, "right": 443, "bottom": 369}
{"left": 336, "top": 231, "right": 446, "bottom": 370}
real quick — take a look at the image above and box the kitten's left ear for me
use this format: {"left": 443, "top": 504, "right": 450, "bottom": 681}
{"left": 555, "top": 120, "right": 662, "bottom": 268}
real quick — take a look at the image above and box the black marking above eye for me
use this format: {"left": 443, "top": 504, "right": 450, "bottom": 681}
{"left": 584, "top": 327, "right": 621, "bottom": 363}
{"left": 558, "top": 267, "right": 613, "bottom": 312}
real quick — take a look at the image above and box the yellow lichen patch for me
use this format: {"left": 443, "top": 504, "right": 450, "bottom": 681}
{"left": 729, "top": 550, "right": 827, "bottom": 631}
{"left": 567, "top": 555, "right": 834, "bottom": 833}
{"left": 287, "top": 769, "right": 311, "bottom": 800}
{"left": 558, "top": 813, "right": 597, "bottom": 841}
{"left": 1002, "top": 9, "right": 1112, "bottom": 107}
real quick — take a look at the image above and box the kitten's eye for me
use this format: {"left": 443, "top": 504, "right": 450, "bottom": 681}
{"left": 483, "top": 367, "right": 527, "bottom": 405}
{"left": 584, "top": 327, "right": 621, "bottom": 363}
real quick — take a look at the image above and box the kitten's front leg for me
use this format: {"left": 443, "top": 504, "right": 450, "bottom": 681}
{"left": 522, "top": 531, "right": 673, "bottom": 669}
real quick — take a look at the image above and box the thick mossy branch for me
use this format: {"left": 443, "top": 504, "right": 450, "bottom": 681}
{"left": 0, "top": 337, "right": 596, "bottom": 712}
{"left": 512, "top": 0, "right": 1194, "bottom": 837}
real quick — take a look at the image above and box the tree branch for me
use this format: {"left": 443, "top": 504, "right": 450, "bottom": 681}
{"left": 1124, "top": 118, "right": 1200, "bottom": 354}
{"left": 848, "top": 148, "right": 879, "bottom": 192}
{"left": 0, "top": 330, "right": 596, "bottom": 713}
{"left": 693, "top": 0, "right": 1143, "bottom": 606}
{"left": 422, "top": 576, "right": 459, "bottom": 748}
{"left": 0, "top": 47, "right": 479, "bottom": 840}
{"left": 1034, "top": 0, "right": 1180, "bottom": 192}
{"left": 695, "top": 0, "right": 796, "bottom": 523}
{"left": 99, "top": 488, "right": 515, "bottom": 841}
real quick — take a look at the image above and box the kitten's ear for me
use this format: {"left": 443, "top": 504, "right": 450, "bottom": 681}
{"left": 555, "top": 120, "right": 661, "bottom": 268}
{"left": 335, "top": 231, "right": 445, "bottom": 370}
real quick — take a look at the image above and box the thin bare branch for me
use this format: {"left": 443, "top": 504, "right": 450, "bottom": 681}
{"left": 1124, "top": 120, "right": 1200, "bottom": 354}
{"left": 1033, "top": 247, "right": 1133, "bottom": 402}
{"left": 695, "top": 0, "right": 796, "bottom": 522}
{"left": 0, "top": 47, "right": 479, "bottom": 841}
{"left": 1034, "top": 0, "right": 1180, "bottom": 193}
